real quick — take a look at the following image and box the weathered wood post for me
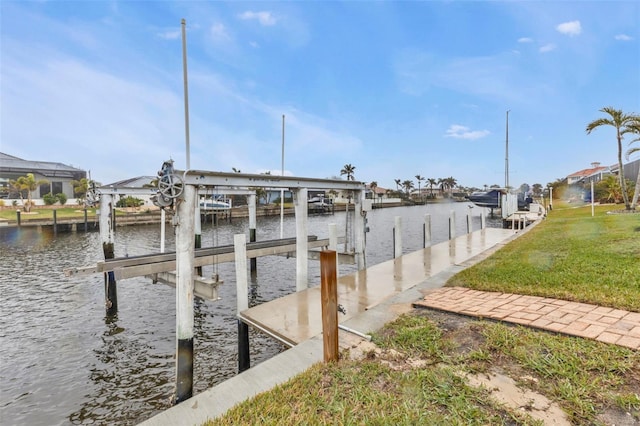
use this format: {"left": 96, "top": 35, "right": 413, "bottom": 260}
{"left": 424, "top": 214, "right": 431, "bottom": 248}
{"left": 83, "top": 208, "right": 88, "bottom": 232}
{"left": 248, "top": 193, "right": 257, "bottom": 274}
{"left": 99, "top": 194, "right": 117, "bottom": 315}
{"left": 294, "top": 187, "right": 308, "bottom": 291}
{"left": 53, "top": 209, "right": 58, "bottom": 236}
{"left": 480, "top": 209, "right": 486, "bottom": 229}
{"left": 320, "top": 250, "right": 338, "bottom": 363}
{"left": 466, "top": 210, "right": 472, "bottom": 234}
{"left": 234, "top": 233, "right": 250, "bottom": 372}
{"left": 449, "top": 210, "right": 456, "bottom": 240}
{"left": 16, "top": 210, "right": 21, "bottom": 227}
{"left": 175, "top": 184, "right": 196, "bottom": 403}
{"left": 393, "top": 216, "right": 402, "bottom": 258}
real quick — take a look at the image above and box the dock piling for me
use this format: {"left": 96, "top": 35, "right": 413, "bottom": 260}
{"left": 53, "top": 209, "right": 58, "bottom": 236}
{"left": 294, "top": 188, "right": 309, "bottom": 291}
{"left": 448, "top": 210, "right": 456, "bottom": 240}
{"left": 423, "top": 214, "right": 431, "bottom": 248}
{"left": 393, "top": 216, "right": 402, "bottom": 258}
{"left": 248, "top": 194, "right": 257, "bottom": 274}
{"left": 234, "top": 233, "right": 250, "bottom": 372}
{"left": 175, "top": 184, "right": 196, "bottom": 404}
{"left": 320, "top": 250, "right": 338, "bottom": 363}
{"left": 99, "top": 194, "right": 117, "bottom": 316}
{"left": 195, "top": 203, "right": 202, "bottom": 276}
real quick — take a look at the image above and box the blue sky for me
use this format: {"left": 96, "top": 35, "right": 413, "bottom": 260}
{"left": 1, "top": 1, "right": 639, "bottom": 190}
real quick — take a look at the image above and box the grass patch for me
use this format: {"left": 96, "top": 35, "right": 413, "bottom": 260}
{"left": 447, "top": 204, "right": 640, "bottom": 311}
{"left": 206, "top": 312, "right": 639, "bottom": 425}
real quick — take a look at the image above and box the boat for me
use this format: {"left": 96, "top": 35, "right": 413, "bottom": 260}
{"left": 467, "top": 189, "right": 532, "bottom": 210}
{"left": 467, "top": 189, "right": 506, "bottom": 208}
{"left": 200, "top": 197, "right": 231, "bottom": 210}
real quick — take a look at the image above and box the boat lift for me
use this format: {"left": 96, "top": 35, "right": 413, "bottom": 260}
{"left": 69, "top": 160, "right": 367, "bottom": 404}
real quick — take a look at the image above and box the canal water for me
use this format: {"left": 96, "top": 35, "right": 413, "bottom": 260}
{"left": 0, "top": 202, "right": 500, "bottom": 425}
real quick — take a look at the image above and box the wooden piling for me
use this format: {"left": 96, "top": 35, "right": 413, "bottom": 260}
{"left": 16, "top": 211, "right": 21, "bottom": 226}
{"left": 175, "top": 184, "right": 196, "bottom": 404}
{"left": 320, "top": 250, "right": 338, "bottom": 363}
{"left": 99, "top": 194, "right": 117, "bottom": 316}
{"left": 53, "top": 209, "right": 58, "bottom": 235}
{"left": 466, "top": 211, "right": 472, "bottom": 234}
{"left": 83, "top": 208, "right": 88, "bottom": 232}
{"left": 234, "top": 233, "right": 250, "bottom": 372}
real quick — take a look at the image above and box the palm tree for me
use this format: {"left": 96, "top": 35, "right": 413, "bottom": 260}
{"left": 340, "top": 164, "right": 356, "bottom": 181}
{"left": 586, "top": 107, "right": 640, "bottom": 210}
{"left": 402, "top": 180, "right": 414, "bottom": 198}
{"left": 11, "top": 173, "right": 48, "bottom": 212}
{"left": 427, "top": 178, "right": 437, "bottom": 198}
{"left": 369, "top": 181, "right": 378, "bottom": 203}
{"left": 70, "top": 177, "right": 93, "bottom": 204}
{"left": 624, "top": 118, "right": 640, "bottom": 209}
{"left": 415, "top": 175, "right": 425, "bottom": 202}
{"left": 394, "top": 178, "right": 401, "bottom": 191}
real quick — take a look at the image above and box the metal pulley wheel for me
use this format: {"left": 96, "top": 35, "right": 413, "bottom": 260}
{"left": 157, "top": 173, "right": 184, "bottom": 200}
{"left": 85, "top": 186, "right": 101, "bottom": 206}
{"left": 151, "top": 193, "right": 173, "bottom": 208}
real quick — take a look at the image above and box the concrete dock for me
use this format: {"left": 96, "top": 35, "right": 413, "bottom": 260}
{"left": 139, "top": 227, "right": 520, "bottom": 426}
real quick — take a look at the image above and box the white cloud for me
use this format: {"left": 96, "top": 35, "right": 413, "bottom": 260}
{"left": 238, "top": 11, "right": 277, "bottom": 26}
{"left": 444, "top": 125, "right": 490, "bottom": 140}
{"left": 615, "top": 34, "right": 633, "bottom": 41}
{"left": 539, "top": 43, "right": 556, "bottom": 53}
{"left": 518, "top": 37, "right": 533, "bottom": 43}
{"left": 556, "top": 20, "right": 582, "bottom": 37}
{"left": 211, "top": 23, "right": 232, "bottom": 43}
{"left": 157, "top": 29, "right": 181, "bottom": 40}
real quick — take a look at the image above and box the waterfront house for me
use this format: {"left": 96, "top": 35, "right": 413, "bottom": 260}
{"left": 0, "top": 152, "right": 87, "bottom": 202}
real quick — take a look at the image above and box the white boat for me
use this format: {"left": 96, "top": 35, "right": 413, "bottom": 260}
{"left": 200, "top": 198, "right": 231, "bottom": 210}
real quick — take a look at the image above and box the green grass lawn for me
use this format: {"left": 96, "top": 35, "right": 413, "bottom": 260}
{"left": 447, "top": 203, "right": 640, "bottom": 311}
{"left": 0, "top": 207, "right": 97, "bottom": 221}
{"left": 204, "top": 203, "right": 640, "bottom": 425}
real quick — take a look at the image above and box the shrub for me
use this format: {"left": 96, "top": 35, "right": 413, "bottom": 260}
{"left": 116, "top": 196, "right": 144, "bottom": 208}
{"left": 55, "top": 193, "right": 67, "bottom": 205}
{"left": 43, "top": 192, "right": 57, "bottom": 205}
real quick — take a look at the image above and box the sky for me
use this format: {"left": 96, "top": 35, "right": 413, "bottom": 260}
{"left": 1, "top": 1, "right": 639, "bottom": 191}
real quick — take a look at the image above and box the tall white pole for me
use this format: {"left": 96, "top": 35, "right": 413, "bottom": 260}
{"left": 181, "top": 19, "right": 191, "bottom": 169}
{"left": 280, "top": 114, "right": 285, "bottom": 239}
{"left": 505, "top": 110, "right": 510, "bottom": 190}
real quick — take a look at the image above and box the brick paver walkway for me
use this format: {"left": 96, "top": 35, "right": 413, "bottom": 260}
{"left": 414, "top": 287, "right": 640, "bottom": 350}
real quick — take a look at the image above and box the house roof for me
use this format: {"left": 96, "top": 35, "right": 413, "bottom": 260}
{"left": 105, "top": 176, "right": 156, "bottom": 187}
{"left": 0, "top": 152, "right": 86, "bottom": 178}
{"left": 567, "top": 166, "right": 609, "bottom": 179}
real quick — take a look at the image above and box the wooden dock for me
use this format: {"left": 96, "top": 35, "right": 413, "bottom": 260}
{"left": 239, "top": 227, "right": 516, "bottom": 347}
